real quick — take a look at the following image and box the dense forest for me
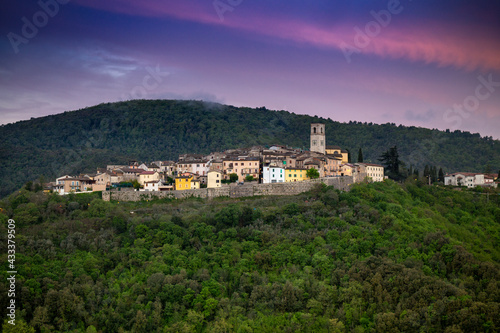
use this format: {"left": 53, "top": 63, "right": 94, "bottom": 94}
{"left": 0, "top": 180, "right": 499, "bottom": 332}
{"left": 1, "top": 99, "right": 499, "bottom": 198}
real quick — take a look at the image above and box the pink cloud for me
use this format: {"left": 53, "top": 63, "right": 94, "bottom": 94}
{"left": 73, "top": 0, "right": 500, "bottom": 72}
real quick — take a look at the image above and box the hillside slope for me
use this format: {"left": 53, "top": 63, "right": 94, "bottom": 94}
{"left": 0, "top": 181, "right": 498, "bottom": 331}
{"left": 0, "top": 99, "right": 499, "bottom": 197}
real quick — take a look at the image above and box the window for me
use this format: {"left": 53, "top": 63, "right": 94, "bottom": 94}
{"left": 312, "top": 140, "right": 317, "bottom": 146}
{"left": 216, "top": 180, "right": 220, "bottom": 183}
{"left": 313, "top": 127, "right": 317, "bottom": 134}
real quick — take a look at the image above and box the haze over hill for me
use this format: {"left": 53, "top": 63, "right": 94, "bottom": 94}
{"left": 0, "top": 99, "right": 499, "bottom": 198}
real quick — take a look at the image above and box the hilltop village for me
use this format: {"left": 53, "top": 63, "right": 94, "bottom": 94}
{"left": 50, "top": 123, "right": 385, "bottom": 195}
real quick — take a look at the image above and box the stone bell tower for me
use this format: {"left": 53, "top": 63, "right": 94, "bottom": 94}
{"left": 310, "top": 123, "right": 325, "bottom": 154}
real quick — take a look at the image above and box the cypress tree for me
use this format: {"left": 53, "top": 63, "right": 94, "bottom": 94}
{"left": 358, "top": 148, "right": 363, "bottom": 163}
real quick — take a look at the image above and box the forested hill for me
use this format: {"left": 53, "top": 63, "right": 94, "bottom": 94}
{"left": 0, "top": 99, "right": 499, "bottom": 197}
{"left": 0, "top": 181, "right": 499, "bottom": 331}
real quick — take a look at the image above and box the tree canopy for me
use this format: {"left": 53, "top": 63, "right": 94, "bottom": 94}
{"left": 306, "top": 168, "right": 320, "bottom": 179}
{"left": 0, "top": 181, "right": 498, "bottom": 332}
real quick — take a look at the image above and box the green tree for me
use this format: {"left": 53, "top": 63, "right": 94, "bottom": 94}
{"left": 229, "top": 173, "right": 238, "bottom": 183}
{"left": 431, "top": 165, "right": 438, "bottom": 183}
{"left": 484, "top": 164, "right": 492, "bottom": 174}
{"left": 25, "top": 181, "right": 33, "bottom": 191}
{"left": 132, "top": 179, "right": 141, "bottom": 190}
{"left": 306, "top": 168, "right": 320, "bottom": 179}
{"left": 438, "top": 168, "right": 444, "bottom": 182}
{"left": 379, "top": 146, "right": 402, "bottom": 181}
{"left": 245, "top": 175, "right": 254, "bottom": 182}
{"left": 358, "top": 148, "right": 363, "bottom": 163}
{"left": 423, "top": 165, "right": 430, "bottom": 179}
{"left": 2, "top": 319, "right": 35, "bottom": 333}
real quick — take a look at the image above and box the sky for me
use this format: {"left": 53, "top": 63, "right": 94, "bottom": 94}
{"left": 1, "top": 0, "right": 500, "bottom": 138}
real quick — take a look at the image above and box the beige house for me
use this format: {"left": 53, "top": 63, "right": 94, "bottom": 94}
{"left": 356, "top": 163, "right": 385, "bottom": 182}
{"left": 138, "top": 171, "right": 161, "bottom": 185}
{"left": 207, "top": 170, "right": 223, "bottom": 188}
{"left": 324, "top": 155, "right": 342, "bottom": 176}
{"left": 304, "top": 158, "right": 325, "bottom": 177}
{"left": 222, "top": 157, "right": 260, "bottom": 182}
{"left": 55, "top": 175, "right": 94, "bottom": 194}
{"left": 340, "top": 164, "right": 357, "bottom": 177}
{"left": 191, "top": 179, "right": 201, "bottom": 190}
{"left": 159, "top": 161, "right": 176, "bottom": 176}
{"left": 93, "top": 172, "right": 111, "bottom": 191}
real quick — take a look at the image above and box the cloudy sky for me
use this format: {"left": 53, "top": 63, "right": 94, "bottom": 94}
{"left": 1, "top": 0, "right": 500, "bottom": 138}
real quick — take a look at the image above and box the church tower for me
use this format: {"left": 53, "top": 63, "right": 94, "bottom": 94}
{"left": 310, "top": 123, "right": 325, "bottom": 154}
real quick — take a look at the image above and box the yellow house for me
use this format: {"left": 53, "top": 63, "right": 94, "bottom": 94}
{"left": 191, "top": 179, "right": 201, "bottom": 190}
{"left": 325, "top": 146, "right": 348, "bottom": 164}
{"left": 175, "top": 176, "right": 193, "bottom": 190}
{"left": 175, "top": 176, "right": 200, "bottom": 190}
{"left": 285, "top": 168, "right": 309, "bottom": 182}
{"left": 340, "top": 164, "right": 357, "bottom": 176}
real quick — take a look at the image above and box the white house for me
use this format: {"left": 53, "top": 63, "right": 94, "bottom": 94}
{"left": 263, "top": 164, "right": 285, "bottom": 183}
{"left": 143, "top": 180, "right": 163, "bottom": 191}
{"left": 176, "top": 160, "right": 210, "bottom": 176}
{"left": 445, "top": 173, "right": 485, "bottom": 188}
{"left": 356, "top": 163, "right": 385, "bottom": 182}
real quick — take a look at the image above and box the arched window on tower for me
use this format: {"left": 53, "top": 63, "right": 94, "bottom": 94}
{"left": 313, "top": 127, "right": 317, "bottom": 134}
{"left": 321, "top": 127, "right": 323, "bottom": 133}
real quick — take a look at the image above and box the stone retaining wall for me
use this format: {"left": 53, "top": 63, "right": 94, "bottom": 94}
{"left": 102, "top": 176, "right": 353, "bottom": 202}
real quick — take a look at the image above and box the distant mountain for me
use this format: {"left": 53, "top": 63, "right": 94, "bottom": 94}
{"left": 0, "top": 99, "right": 499, "bottom": 197}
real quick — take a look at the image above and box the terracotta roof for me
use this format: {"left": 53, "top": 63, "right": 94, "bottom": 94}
{"left": 222, "top": 157, "right": 259, "bottom": 162}
{"left": 447, "top": 172, "right": 483, "bottom": 177}
{"left": 140, "top": 171, "right": 157, "bottom": 175}
{"left": 358, "top": 163, "right": 384, "bottom": 168}
{"left": 326, "top": 155, "right": 342, "bottom": 160}
{"left": 145, "top": 180, "right": 162, "bottom": 184}
{"left": 121, "top": 168, "right": 143, "bottom": 173}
